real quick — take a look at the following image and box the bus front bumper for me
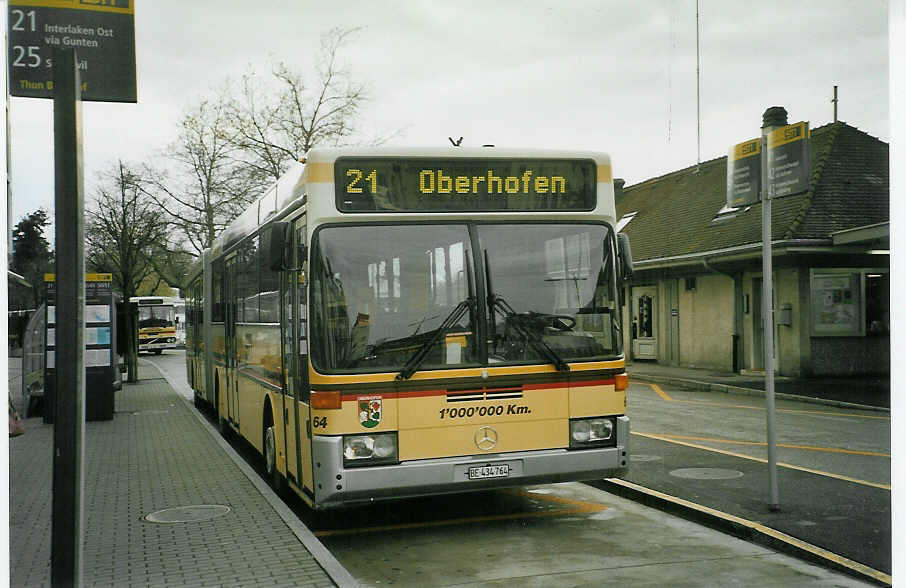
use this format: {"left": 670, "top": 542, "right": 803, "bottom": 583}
{"left": 139, "top": 340, "right": 176, "bottom": 349}
{"left": 312, "top": 416, "right": 628, "bottom": 509}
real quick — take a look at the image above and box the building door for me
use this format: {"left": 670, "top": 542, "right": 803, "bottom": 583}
{"left": 631, "top": 286, "right": 657, "bottom": 360}
{"left": 665, "top": 279, "right": 680, "bottom": 365}
{"left": 753, "top": 279, "right": 763, "bottom": 370}
{"left": 752, "top": 278, "right": 777, "bottom": 371}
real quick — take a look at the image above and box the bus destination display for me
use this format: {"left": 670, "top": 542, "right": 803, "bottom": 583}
{"left": 335, "top": 157, "right": 597, "bottom": 212}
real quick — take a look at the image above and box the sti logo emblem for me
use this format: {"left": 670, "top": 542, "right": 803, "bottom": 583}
{"left": 358, "top": 396, "right": 382, "bottom": 428}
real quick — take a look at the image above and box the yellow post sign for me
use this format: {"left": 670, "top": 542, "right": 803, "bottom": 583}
{"left": 766, "top": 121, "right": 810, "bottom": 198}
{"left": 726, "top": 137, "right": 761, "bottom": 207}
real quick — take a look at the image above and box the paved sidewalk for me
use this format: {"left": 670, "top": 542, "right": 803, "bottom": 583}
{"left": 9, "top": 362, "right": 353, "bottom": 587}
{"left": 627, "top": 360, "right": 889, "bottom": 410}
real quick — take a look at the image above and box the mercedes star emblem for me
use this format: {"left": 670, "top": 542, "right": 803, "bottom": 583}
{"left": 474, "top": 426, "right": 498, "bottom": 451}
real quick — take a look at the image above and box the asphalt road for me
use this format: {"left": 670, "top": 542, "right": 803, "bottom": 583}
{"left": 627, "top": 380, "right": 890, "bottom": 487}
{"left": 616, "top": 380, "right": 891, "bottom": 579}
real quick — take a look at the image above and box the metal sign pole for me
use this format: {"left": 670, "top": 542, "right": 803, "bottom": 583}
{"left": 761, "top": 108, "right": 782, "bottom": 512}
{"left": 51, "top": 47, "right": 85, "bottom": 588}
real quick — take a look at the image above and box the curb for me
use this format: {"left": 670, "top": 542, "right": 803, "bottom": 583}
{"left": 593, "top": 478, "right": 891, "bottom": 586}
{"left": 143, "top": 358, "right": 360, "bottom": 588}
{"left": 628, "top": 373, "right": 890, "bottom": 414}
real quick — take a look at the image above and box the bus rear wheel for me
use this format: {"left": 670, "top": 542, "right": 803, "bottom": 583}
{"left": 215, "top": 384, "right": 229, "bottom": 438}
{"left": 264, "top": 425, "right": 285, "bottom": 495}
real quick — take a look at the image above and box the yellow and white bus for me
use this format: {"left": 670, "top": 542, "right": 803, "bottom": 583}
{"left": 130, "top": 296, "right": 180, "bottom": 354}
{"left": 186, "top": 147, "right": 633, "bottom": 509}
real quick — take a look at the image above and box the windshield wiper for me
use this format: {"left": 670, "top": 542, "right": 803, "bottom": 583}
{"left": 484, "top": 251, "right": 569, "bottom": 372}
{"left": 397, "top": 248, "right": 477, "bottom": 381}
{"left": 396, "top": 296, "right": 475, "bottom": 380}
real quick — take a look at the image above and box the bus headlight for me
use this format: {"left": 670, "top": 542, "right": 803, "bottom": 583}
{"left": 343, "top": 432, "right": 398, "bottom": 467}
{"left": 569, "top": 417, "right": 616, "bottom": 448}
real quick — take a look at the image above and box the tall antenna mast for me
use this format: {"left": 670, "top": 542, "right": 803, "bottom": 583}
{"left": 696, "top": 0, "right": 701, "bottom": 170}
{"left": 832, "top": 85, "right": 838, "bottom": 122}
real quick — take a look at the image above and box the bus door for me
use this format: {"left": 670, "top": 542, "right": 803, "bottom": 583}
{"left": 280, "top": 241, "right": 299, "bottom": 488}
{"left": 225, "top": 255, "right": 239, "bottom": 426}
{"left": 293, "top": 217, "right": 312, "bottom": 492}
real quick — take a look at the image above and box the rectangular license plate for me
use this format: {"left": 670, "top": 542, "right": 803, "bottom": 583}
{"left": 468, "top": 464, "right": 510, "bottom": 480}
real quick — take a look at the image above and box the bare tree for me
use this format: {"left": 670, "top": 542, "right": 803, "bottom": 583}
{"left": 149, "top": 27, "right": 394, "bottom": 255}
{"left": 146, "top": 246, "right": 195, "bottom": 294}
{"left": 225, "top": 27, "right": 371, "bottom": 183}
{"left": 145, "top": 97, "right": 265, "bottom": 255}
{"left": 85, "top": 161, "right": 171, "bottom": 301}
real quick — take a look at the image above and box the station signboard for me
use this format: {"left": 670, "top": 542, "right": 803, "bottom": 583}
{"left": 8, "top": 0, "right": 136, "bottom": 102}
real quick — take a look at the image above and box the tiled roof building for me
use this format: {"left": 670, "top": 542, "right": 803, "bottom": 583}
{"left": 615, "top": 117, "right": 888, "bottom": 380}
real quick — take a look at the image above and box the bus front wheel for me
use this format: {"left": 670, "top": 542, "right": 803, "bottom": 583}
{"left": 264, "top": 425, "right": 285, "bottom": 495}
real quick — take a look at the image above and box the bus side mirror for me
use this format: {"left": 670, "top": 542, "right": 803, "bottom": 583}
{"left": 265, "top": 221, "right": 290, "bottom": 271}
{"left": 618, "top": 233, "right": 633, "bottom": 281}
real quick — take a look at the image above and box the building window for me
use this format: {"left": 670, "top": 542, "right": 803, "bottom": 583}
{"left": 810, "top": 269, "right": 888, "bottom": 337}
{"left": 711, "top": 203, "right": 751, "bottom": 223}
{"left": 865, "top": 273, "right": 889, "bottom": 335}
{"left": 615, "top": 211, "right": 638, "bottom": 232}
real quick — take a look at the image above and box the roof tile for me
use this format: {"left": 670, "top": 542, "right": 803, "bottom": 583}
{"left": 616, "top": 122, "right": 888, "bottom": 263}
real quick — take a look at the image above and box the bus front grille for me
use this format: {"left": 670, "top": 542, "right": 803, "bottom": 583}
{"left": 446, "top": 386, "right": 523, "bottom": 402}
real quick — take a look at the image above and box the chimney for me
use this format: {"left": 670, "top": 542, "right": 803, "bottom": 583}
{"left": 613, "top": 178, "right": 625, "bottom": 202}
{"left": 762, "top": 106, "right": 788, "bottom": 130}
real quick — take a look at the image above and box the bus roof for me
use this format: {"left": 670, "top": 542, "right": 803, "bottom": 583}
{"left": 209, "top": 146, "right": 614, "bottom": 259}
{"left": 303, "top": 146, "right": 611, "bottom": 164}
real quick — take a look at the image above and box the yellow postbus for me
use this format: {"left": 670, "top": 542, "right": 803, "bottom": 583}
{"left": 130, "top": 296, "right": 180, "bottom": 354}
{"left": 186, "top": 147, "right": 633, "bottom": 509}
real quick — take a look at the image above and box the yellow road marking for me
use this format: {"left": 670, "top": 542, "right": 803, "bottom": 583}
{"left": 632, "top": 431, "right": 891, "bottom": 490}
{"left": 651, "top": 383, "right": 673, "bottom": 401}
{"left": 639, "top": 384, "right": 889, "bottom": 420}
{"left": 605, "top": 478, "right": 892, "bottom": 586}
{"left": 314, "top": 489, "right": 606, "bottom": 537}
{"left": 647, "top": 432, "right": 890, "bottom": 458}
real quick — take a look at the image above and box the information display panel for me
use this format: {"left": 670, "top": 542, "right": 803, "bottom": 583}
{"left": 335, "top": 157, "right": 597, "bottom": 212}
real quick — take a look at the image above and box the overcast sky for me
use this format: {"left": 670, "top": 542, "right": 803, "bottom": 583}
{"left": 4, "top": 0, "right": 890, "bottom": 231}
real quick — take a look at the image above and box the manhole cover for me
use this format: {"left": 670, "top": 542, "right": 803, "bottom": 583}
{"left": 145, "top": 504, "right": 231, "bottom": 524}
{"left": 630, "top": 454, "right": 662, "bottom": 462}
{"left": 669, "top": 468, "right": 744, "bottom": 480}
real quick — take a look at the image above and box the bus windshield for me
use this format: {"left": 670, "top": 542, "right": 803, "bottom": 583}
{"left": 311, "top": 223, "right": 620, "bottom": 374}
{"left": 138, "top": 305, "right": 176, "bottom": 329}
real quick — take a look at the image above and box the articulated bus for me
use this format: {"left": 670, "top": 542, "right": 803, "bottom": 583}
{"left": 130, "top": 296, "right": 180, "bottom": 354}
{"left": 186, "top": 147, "right": 633, "bottom": 509}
